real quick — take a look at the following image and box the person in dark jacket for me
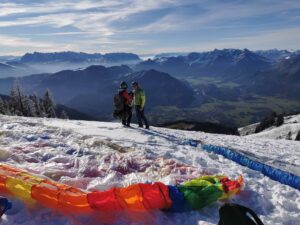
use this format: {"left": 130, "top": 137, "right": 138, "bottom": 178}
{"left": 132, "top": 81, "right": 149, "bottom": 129}
{"left": 118, "top": 81, "right": 133, "bottom": 127}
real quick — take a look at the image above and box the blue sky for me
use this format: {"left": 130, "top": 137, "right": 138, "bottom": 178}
{"left": 0, "top": 0, "right": 299, "bottom": 55}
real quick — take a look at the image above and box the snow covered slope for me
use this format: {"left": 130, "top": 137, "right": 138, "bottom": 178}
{"left": 0, "top": 115, "right": 299, "bottom": 225}
{"left": 239, "top": 114, "right": 300, "bottom": 140}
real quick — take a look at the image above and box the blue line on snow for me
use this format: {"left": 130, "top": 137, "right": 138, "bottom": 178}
{"left": 187, "top": 140, "right": 300, "bottom": 190}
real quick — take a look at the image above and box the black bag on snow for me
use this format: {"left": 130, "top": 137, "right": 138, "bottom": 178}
{"left": 218, "top": 203, "right": 264, "bottom": 225}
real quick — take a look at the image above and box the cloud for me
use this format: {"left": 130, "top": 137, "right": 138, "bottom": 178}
{"left": 0, "top": 0, "right": 299, "bottom": 54}
{"left": 0, "top": 35, "right": 52, "bottom": 48}
{"left": 137, "top": 0, "right": 300, "bottom": 33}
{"left": 213, "top": 27, "right": 300, "bottom": 50}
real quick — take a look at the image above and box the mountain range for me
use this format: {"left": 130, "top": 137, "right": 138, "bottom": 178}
{"left": 0, "top": 65, "right": 194, "bottom": 120}
{"left": 20, "top": 51, "right": 141, "bottom": 63}
{"left": 135, "top": 49, "right": 274, "bottom": 80}
{"left": 248, "top": 53, "right": 300, "bottom": 99}
{"left": 0, "top": 48, "right": 299, "bottom": 126}
{"left": 0, "top": 51, "right": 141, "bottom": 78}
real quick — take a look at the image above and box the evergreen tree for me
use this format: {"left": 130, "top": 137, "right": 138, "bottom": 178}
{"left": 255, "top": 112, "right": 277, "bottom": 133}
{"left": 9, "top": 79, "right": 26, "bottom": 116}
{"left": 276, "top": 114, "right": 284, "bottom": 127}
{"left": 43, "top": 89, "right": 56, "bottom": 118}
{"left": 60, "top": 110, "right": 69, "bottom": 119}
{"left": 0, "top": 97, "right": 6, "bottom": 114}
{"left": 24, "top": 97, "right": 37, "bottom": 117}
{"left": 30, "top": 93, "right": 43, "bottom": 117}
{"left": 295, "top": 130, "right": 300, "bottom": 141}
{"left": 4, "top": 101, "right": 11, "bottom": 115}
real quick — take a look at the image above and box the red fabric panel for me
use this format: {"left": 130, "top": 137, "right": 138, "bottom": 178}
{"left": 87, "top": 188, "right": 123, "bottom": 211}
{"left": 0, "top": 175, "right": 10, "bottom": 195}
{"left": 140, "top": 183, "right": 172, "bottom": 210}
{"left": 220, "top": 177, "right": 241, "bottom": 193}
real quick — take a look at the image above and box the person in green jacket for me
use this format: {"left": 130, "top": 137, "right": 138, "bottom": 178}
{"left": 132, "top": 81, "right": 149, "bottom": 129}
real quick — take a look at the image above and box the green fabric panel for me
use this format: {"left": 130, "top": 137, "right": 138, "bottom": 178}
{"left": 178, "top": 185, "right": 223, "bottom": 209}
{"left": 184, "top": 175, "right": 224, "bottom": 186}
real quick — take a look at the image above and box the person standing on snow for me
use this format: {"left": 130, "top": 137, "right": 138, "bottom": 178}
{"left": 113, "top": 81, "right": 133, "bottom": 127}
{"left": 132, "top": 81, "right": 149, "bottom": 129}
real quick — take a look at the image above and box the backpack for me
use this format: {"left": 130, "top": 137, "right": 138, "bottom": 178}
{"left": 114, "top": 92, "right": 125, "bottom": 112}
{"left": 218, "top": 203, "right": 264, "bottom": 225}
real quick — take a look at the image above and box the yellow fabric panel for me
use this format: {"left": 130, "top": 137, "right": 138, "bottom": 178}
{"left": 20, "top": 172, "right": 44, "bottom": 183}
{"left": 5, "top": 177, "right": 36, "bottom": 206}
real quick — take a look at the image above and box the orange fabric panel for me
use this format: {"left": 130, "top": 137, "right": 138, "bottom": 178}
{"left": 116, "top": 184, "right": 146, "bottom": 211}
{"left": 0, "top": 165, "right": 21, "bottom": 177}
{"left": 58, "top": 187, "right": 92, "bottom": 213}
{"left": 140, "top": 182, "right": 172, "bottom": 210}
{"left": 87, "top": 189, "right": 123, "bottom": 211}
{"left": 0, "top": 175, "right": 7, "bottom": 193}
{"left": 0, "top": 164, "right": 22, "bottom": 173}
{"left": 31, "top": 182, "right": 61, "bottom": 209}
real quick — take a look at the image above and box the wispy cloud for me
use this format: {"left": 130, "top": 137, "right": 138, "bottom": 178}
{"left": 0, "top": 0, "right": 299, "bottom": 54}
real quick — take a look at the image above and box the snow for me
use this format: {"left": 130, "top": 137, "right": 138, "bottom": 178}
{"left": 0, "top": 115, "right": 299, "bottom": 225}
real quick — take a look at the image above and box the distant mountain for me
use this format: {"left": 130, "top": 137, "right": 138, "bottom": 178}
{"left": 0, "top": 63, "right": 18, "bottom": 78}
{"left": 0, "top": 62, "right": 38, "bottom": 78}
{"left": 154, "top": 52, "right": 189, "bottom": 58}
{"left": 66, "top": 69, "right": 195, "bottom": 117}
{"left": 122, "top": 69, "right": 194, "bottom": 107}
{"left": 249, "top": 54, "right": 300, "bottom": 99}
{"left": 0, "top": 65, "right": 194, "bottom": 119}
{"left": 135, "top": 49, "right": 272, "bottom": 81}
{"left": 0, "top": 94, "right": 10, "bottom": 101}
{"left": 0, "top": 56, "right": 21, "bottom": 62}
{"left": 255, "top": 49, "right": 292, "bottom": 62}
{"left": 55, "top": 104, "right": 98, "bottom": 121}
{"left": 20, "top": 51, "right": 141, "bottom": 63}
{"left": 0, "top": 62, "right": 14, "bottom": 71}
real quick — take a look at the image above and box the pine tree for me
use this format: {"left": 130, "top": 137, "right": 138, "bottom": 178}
{"left": 295, "top": 130, "right": 300, "bottom": 141}
{"left": 24, "top": 97, "right": 37, "bottom": 117}
{"left": 60, "top": 110, "right": 69, "bottom": 119}
{"left": 255, "top": 112, "right": 277, "bottom": 133}
{"left": 0, "top": 97, "right": 6, "bottom": 114}
{"left": 43, "top": 89, "right": 56, "bottom": 118}
{"left": 30, "top": 93, "right": 42, "bottom": 117}
{"left": 9, "top": 79, "right": 26, "bottom": 116}
{"left": 276, "top": 114, "right": 284, "bottom": 127}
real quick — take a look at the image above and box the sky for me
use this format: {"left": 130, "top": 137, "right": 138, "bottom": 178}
{"left": 0, "top": 0, "right": 299, "bottom": 56}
